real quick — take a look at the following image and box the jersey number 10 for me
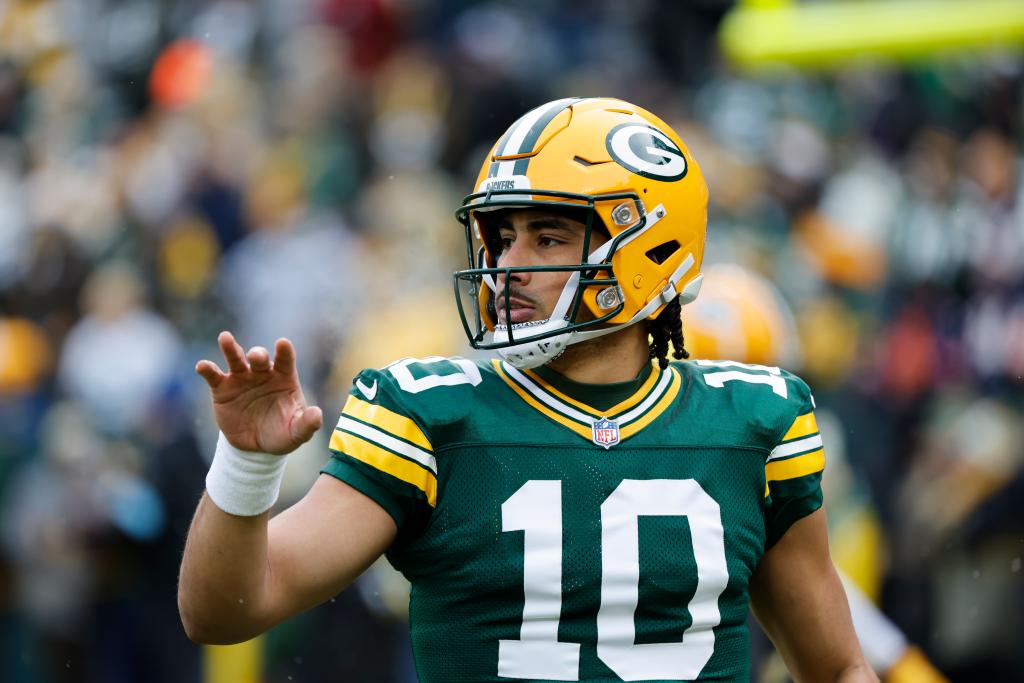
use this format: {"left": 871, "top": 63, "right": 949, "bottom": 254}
{"left": 500, "top": 479, "right": 729, "bottom": 682}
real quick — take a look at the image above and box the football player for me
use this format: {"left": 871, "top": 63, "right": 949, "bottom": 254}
{"left": 179, "top": 98, "right": 877, "bottom": 682}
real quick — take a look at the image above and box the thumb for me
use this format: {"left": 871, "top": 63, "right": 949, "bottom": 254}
{"left": 292, "top": 406, "right": 324, "bottom": 443}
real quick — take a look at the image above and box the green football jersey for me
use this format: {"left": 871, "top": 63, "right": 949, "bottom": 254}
{"left": 321, "top": 357, "right": 825, "bottom": 682}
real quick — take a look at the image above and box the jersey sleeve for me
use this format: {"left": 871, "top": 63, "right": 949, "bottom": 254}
{"left": 320, "top": 367, "right": 437, "bottom": 542}
{"left": 763, "top": 374, "right": 824, "bottom": 548}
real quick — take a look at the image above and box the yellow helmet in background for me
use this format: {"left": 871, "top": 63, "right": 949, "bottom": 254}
{"left": 454, "top": 97, "right": 709, "bottom": 369}
{"left": 0, "top": 317, "right": 52, "bottom": 393}
{"left": 680, "top": 263, "right": 801, "bottom": 368}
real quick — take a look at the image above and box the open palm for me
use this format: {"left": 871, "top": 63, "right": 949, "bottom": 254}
{"left": 196, "top": 331, "right": 323, "bottom": 455}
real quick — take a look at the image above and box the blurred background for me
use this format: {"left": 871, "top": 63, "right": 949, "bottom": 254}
{"left": 0, "top": 0, "right": 1022, "bottom": 681}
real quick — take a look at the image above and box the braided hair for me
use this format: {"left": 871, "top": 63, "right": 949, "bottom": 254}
{"left": 647, "top": 297, "right": 688, "bottom": 369}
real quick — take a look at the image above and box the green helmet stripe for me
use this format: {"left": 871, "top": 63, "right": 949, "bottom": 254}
{"left": 511, "top": 97, "right": 585, "bottom": 175}
{"left": 487, "top": 97, "right": 584, "bottom": 179}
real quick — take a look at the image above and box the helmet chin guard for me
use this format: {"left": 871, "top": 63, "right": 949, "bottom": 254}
{"left": 492, "top": 319, "right": 571, "bottom": 369}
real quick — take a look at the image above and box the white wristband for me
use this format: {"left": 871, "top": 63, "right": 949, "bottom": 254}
{"left": 205, "top": 432, "right": 287, "bottom": 516}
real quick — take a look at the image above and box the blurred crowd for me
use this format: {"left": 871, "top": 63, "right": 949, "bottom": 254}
{"left": 0, "top": 0, "right": 1021, "bottom": 682}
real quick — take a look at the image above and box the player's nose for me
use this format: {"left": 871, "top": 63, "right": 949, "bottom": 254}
{"left": 496, "top": 245, "right": 531, "bottom": 286}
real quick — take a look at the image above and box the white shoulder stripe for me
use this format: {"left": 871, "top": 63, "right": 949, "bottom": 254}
{"left": 769, "top": 434, "right": 823, "bottom": 461}
{"left": 615, "top": 368, "right": 674, "bottom": 423}
{"left": 337, "top": 416, "right": 437, "bottom": 473}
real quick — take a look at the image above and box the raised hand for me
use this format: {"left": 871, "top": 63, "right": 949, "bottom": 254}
{"left": 196, "top": 331, "right": 324, "bottom": 455}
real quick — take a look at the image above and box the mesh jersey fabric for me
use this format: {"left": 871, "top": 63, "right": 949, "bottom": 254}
{"left": 321, "top": 358, "right": 824, "bottom": 682}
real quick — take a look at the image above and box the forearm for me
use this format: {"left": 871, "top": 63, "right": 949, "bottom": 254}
{"left": 178, "top": 493, "right": 274, "bottom": 644}
{"left": 836, "top": 662, "right": 880, "bottom": 682}
{"left": 755, "top": 566, "right": 876, "bottom": 683}
{"left": 177, "top": 475, "right": 399, "bottom": 645}
{"left": 182, "top": 335, "right": 393, "bottom": 643}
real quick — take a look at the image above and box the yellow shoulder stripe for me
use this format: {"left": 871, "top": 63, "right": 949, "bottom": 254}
{"left": 766, "top": 448, "right": 825, "bottom": 482}
{"left": 329, "top": 430, "right": 437, "bottom": 506}
{"left": 342, "top": 395, "right": 432, "bottom": 451}
{"left": 782, "top": 411, "right": 818, "bottom": 442}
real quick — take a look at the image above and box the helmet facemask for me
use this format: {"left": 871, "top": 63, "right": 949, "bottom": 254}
{"left": 453, "top": 189, "right": 653, "bottom": 368}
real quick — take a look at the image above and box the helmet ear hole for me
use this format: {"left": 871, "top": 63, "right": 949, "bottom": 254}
{"left": 645, "top": 240, "right": 681, "bottom": 265}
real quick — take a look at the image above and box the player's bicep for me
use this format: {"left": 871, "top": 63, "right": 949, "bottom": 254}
{"left": 262, "top": 474, "right": 397, "bottom": 626}
{"left": 750, "top": 507, "right": 865, "bottom": 681}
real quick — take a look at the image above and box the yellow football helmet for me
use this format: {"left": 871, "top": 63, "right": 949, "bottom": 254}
{"left": 453, "top": 97, "right": 709, "bottom": 368}
{"left": 680, "top": 263, "right": 801, "bottom": 368}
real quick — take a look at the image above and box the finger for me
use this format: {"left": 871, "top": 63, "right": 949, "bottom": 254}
{"left": 247, "top": 346, "right": 271, "bottom": 372}
{"left": 195, "top": 360, "right": 226, "bottom": 388}
{"left": 273, "top": 338, "right": 297, "bottom": 377}
{"left": 218, "top": 331, "right": 249, "bottom": 374}
{"left": 292, "top": 406, "right": 324, "bottom": 443}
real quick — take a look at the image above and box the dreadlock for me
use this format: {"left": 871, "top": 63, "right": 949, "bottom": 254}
{"left": 647, "top": 297, "right": 688, "bottom": 369}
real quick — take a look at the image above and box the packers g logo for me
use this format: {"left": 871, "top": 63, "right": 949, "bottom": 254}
{"left": 605, "top": 123, "right": 688, "bottom": 181}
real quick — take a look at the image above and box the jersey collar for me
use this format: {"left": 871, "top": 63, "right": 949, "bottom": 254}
{"left": 493, "top": 359, "right": 682, "bottom": 445}
{"left": 527, "top": 362, "right": 653, "bottom": 412}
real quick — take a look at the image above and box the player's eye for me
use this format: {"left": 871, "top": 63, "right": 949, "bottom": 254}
{"left": 538, "top": 235, "right": 564, "bottom": 248}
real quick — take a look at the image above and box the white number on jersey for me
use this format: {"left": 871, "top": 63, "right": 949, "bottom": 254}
{"left": 386, "top": 356, "right": 482, "bottom": 394}
{"left": 694, "top": 359, "right": 788, "bottom": 398}
{"left": 499, "top": 479, "right": 728, "bottom": 681}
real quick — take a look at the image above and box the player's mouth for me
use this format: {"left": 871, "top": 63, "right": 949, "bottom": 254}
{"left": 495, "top": 296, "right": 537, "bottom": 325}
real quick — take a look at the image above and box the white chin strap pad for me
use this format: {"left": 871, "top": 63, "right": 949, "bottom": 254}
{"left": 494, "top": 319, "right": 572, "bottom": 369}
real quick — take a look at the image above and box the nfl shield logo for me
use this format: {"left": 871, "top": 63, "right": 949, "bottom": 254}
{"left": 591, "top": 417, "right": 620, "bottom": 449}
